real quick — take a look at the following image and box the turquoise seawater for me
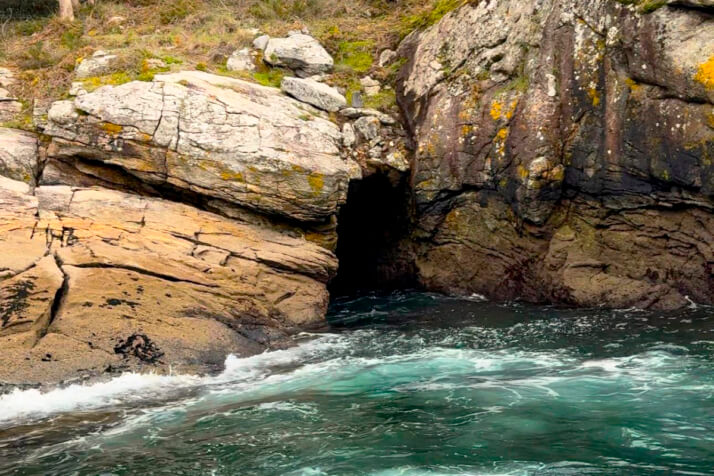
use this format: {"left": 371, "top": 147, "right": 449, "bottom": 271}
{"left": 1, "top": 293, "right": 713, "bottom": 475}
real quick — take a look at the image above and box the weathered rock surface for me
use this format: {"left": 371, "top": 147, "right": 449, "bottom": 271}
{"left": 396, "top": 0, "right": 714, "bottom": 309}
{"left": 226, "top": 48, "right": 256, "bottom": 72}
{"left": 253, "top": 34, "right": 270, "bottom": 51}
{"left": 0, "top": 67, "right": 23, "bottom": 122}
{"left": 0, "top": 128, "right": 39, "bottom": 185}
{"left": 668, "top": 0, "right": 714, "bottom": 7}
{"left": 0, "top": 70, "right": 366, "bottom": 387}
{"left": 379, "top": 49, "right": 398, "bottom": 68}
{"left": 281, "top": 77, "right": 346, "bottom": 112}
{"left": 360, "top": 76, "right": 381, "bottom": 97}
{"left": 75, "top": 51, "right": 120, "bottom": 79}
{"left": 263, "top": 34, "right": 334, "bottom": 76}
{"left": 0, "top": 176, "right": 337, "bottom": 386}
{"left": 43, "top": 70, "right": 354, "bottom": 223}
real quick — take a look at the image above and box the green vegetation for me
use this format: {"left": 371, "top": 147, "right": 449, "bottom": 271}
{"left": 0, "top": 0, "right": 464, "bottom": 122}
{"left": 159, "top": 0, "right": 196, "bottom": 25}
{"left": 81, "top": 72, "right": 132, "bottom": 91}
{"left": 0, "top": 99, "right": 33, "bottom": 131}
{"left": 247, "top": 0, "right": 323, "bottom": 21}
{"left": 335, "top": 41, "right": 374, "bottom": 73}
{"left": 400, "top": 0, "right": 475, "bottom": 37}
{"left": 161, "top": 55, "right": 183, "bottom": 65}
{"left": 365, "top": 89, "right": 397, "bottom": 110}
{"left": 253, "top": 68, "right": 288, "bottom": 88}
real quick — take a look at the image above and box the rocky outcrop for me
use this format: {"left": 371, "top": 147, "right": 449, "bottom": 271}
{"left": 75, "top": 51, "right": 120, "bottom": 79}
{"left": 0, "top": 176, "right": 337, "bottom": 386}
{"left": 226, "top": 48, "right": 257, "bottom": 72}
{"left": 0, "top": 70, "right": 363, "bottom": 387}
{"left": 281, "top": 77, "right": 347, "bottom": 112}
{"left": 42, "top": 71, "right": 354, "bottom": 225}
{"left": 0, "top": 68, "right": 23, "bottom": 122}
{"left": 263, "top": 34, "right": 334, "bottom": 77}
{"left": 396, "top": 0, "right": 714, "bottom": 309}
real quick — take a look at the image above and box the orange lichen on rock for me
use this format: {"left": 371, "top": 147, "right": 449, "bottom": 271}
{"left": 101, "top": 122, "right": 123, "bottom": 135}
{"left": 625, "top": 78, "right": 641, "bottom": 92}
{"left": 694, "top": 55, "right": 714, "bottom": 90}
{"left": 490, "top": 100, "right": 503, "bottom": 121}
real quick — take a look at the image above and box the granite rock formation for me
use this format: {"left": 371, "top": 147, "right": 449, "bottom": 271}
{"left": 396, "top": 0, "right": 714, "bottom": 310}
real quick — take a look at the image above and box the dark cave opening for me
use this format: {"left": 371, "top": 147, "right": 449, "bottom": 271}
{"left": 329, "top": 171, "right": 416, "bottom": 297}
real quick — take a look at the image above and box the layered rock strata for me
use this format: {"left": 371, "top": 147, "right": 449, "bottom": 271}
{"left": 0, "top": 70, "right": 359, "bottom": 386}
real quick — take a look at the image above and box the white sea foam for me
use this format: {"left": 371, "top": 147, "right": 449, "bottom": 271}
{"left": 0, "top": 333, "right": 345, "bottom": 426}
{"left": 0, "top": 373, "right": 202, "bottom": 424}
{"left": 0, "top": 329, "right": 698, "bottom": 428}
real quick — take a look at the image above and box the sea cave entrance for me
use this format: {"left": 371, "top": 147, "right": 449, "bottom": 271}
{"left": 329, "top": 170, "right": 415, "bottom": 297}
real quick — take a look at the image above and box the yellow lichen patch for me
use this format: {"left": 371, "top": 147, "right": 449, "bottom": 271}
{"left": 625, "top": 78, "right": 641, "bottom": 92}
{"left": 694, "top": 55, "right": 714, "bottom": 90}
{"left": 292, "top": 164, "right": 306, "bottom": 174}
{"left": 101, "top": 122, "right": 123, "bottom": 135}
{"left": 304, "top": 231, "right": 336, "bottom": 251}
{"left": 496, "top": 128, "right": 509, "bottom": 141}
{"left": 517, "top": 165, "right": 529, "bottom": 180}
{"left": 307, "top": 173, "right": 325, "bottom": 194}
{"left": 461, "top": 125, "right": 473, "bottom": 137}
{"left": 550, "top": 165, "right": 565, "bottom": 182}
{"left": 219, "top": 170, "right": 244, "bottom": 182}
{"left": 505, "top": 99, "right": 518, "bottom": 120}
{"left": 588, "top": 87, "right": 601, "bottom": 107}
{"left": 490, "top": 100, "right": 503, "bottom": 121}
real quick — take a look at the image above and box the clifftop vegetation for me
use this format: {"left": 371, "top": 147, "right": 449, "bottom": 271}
{"left": 0, "top": 0, "right": 468, "bottom": 130}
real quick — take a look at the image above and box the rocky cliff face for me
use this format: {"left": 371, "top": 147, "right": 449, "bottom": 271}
{"left": 396, "top": 0, "right": 714, "bottom": 310}
{"left": 0, "top": 68, "right": 359, "bottom": 386}
{"left": 2, "top": 2, "right": 713, "bottom": 386}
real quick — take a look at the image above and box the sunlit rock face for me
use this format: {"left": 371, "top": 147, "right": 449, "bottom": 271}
{"left": 0, "top": 176, "right": 339, "bottom": 386}
{"left": 43, "top": 71, "right": 353, "bottom": 223}
{"left": 397, "top": 0, "right": 714, "bottom": 309}
{"left": 0, "top": 70, "right": 365, "bottom": 386}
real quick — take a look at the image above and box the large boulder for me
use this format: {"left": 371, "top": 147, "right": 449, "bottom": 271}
{"left": 43, "top": 71, "right": 354, "bottom": 224}
{"left": 0, "top": 128, "right": 39, "bottom": 185}
{"left": 263, "top": 34, "right": 334, "bottom": 76}
{"left": 281, "top": 77, "right": 347, "bottom": 112}
{"left": 0, "top": 176, "right": 337, "bottom": 386}
{"left": 396, "top": 0, "right": 714, "bottom": 309}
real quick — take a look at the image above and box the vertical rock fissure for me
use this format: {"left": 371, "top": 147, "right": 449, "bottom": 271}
{"left": 47, "top": 253, "right": 69, "bottom": 331}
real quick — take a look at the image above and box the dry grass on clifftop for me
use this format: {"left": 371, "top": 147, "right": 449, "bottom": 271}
{"left": 0, "top": 0, "right": 469, "bottom": 130}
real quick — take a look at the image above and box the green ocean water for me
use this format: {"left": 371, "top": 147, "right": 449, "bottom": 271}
{"left": 1, "top": 293, "right": 713, "bottom": 475}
